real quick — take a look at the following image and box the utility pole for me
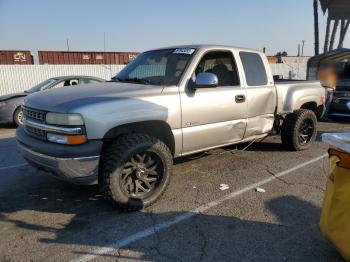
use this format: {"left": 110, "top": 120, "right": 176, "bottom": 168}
{"left": 103, "top": 32, "right": 106, "bottom": 52}
{"left": 298, "top": 44, "right": 300, "bottom": 57}
{"left": 313, "top": 0, "right": 320, "bottom": 55}
{"left": 301, "top": 40, "right": 306, "bottom": 56}
{"left": 66, "top": 39, "right": 70, "bottom": 52}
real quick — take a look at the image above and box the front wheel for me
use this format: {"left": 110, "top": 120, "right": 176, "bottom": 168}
{"left": 13, "top": 107, "right": 23, "bottom": 126}
{"left": 100, "top": 133, "right": 173, "bottom": 211}
{"left": 281, "top": 109, "right": 317, "bottom": 151}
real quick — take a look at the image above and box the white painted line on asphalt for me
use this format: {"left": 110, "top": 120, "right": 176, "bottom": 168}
{"left": 73, "top": 153, "right": 328, "bottom": 262}
{"left": 0, "top": 163, "right": 28, "bottom": 171}
{"left": 0, "top": 133, "right": 15, "bottom": 139}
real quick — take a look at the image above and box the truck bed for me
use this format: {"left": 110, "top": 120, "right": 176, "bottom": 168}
{"left": 275, "top": 80, "right": 324, "bottom": 115}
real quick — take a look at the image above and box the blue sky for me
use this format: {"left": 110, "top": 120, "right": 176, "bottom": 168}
{"left": 0, "top": 0, "right": 348, "bottom": 57}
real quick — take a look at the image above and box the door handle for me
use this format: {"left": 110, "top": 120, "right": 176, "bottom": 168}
{"left": 235, "top": 94, "right": 246, "bottom": 103}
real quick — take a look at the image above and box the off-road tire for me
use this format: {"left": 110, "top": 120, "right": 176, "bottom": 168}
{"left": 281, "top": 109, "right": 317, "bottom": 151}
{"left": 100, "top": 133, "right": 173, "bottom": 211}
{"left": 13, "top": 107, "right": 23, "bottom": 126}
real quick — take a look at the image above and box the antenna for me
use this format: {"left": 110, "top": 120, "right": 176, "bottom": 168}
{"left": 66, "top": 39, "right": 70, "bottom": 52}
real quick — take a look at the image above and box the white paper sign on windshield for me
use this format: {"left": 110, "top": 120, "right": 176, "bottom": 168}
{"left": 173, "top": 48, "right": 196, "bottom": 55}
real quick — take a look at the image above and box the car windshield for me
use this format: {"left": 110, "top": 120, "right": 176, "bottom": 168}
{"left": 112, "top": 48, "right": 196, "bottom": 86}
{"left": 26, "top": 79, "right": 56, "bottom": 93}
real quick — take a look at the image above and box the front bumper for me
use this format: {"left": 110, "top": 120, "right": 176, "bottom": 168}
{"left": 0, "top": 105, "right": 13, "bottom": 124}
{"left": 16, "top": 127, "right": 102, "bottom": 185}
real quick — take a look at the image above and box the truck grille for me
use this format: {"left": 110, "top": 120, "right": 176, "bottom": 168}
{"left": 22, "top": 107, "right": 46, "bottom": 122}
{"left": 22, "top": 107, "right": 47, "bottom": 140}
{"left": 24, "top": 125, "right": 46, "bottom": 140}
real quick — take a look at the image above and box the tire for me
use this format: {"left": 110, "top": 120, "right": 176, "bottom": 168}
{"left": 281, "top": 109, "right": 317, "bottom": 151}
{"left": 100, "top": 133, "right": 173, "bottom": 211}
{"left": 13, "top": 107, "right": 23, "bottom": 126}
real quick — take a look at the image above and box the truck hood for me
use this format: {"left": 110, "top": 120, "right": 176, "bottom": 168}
{"left": 24, "top": 82, "right": 164, "bottom": 113}
{"left": 0, "top": 92, "right": 27, "bottom": 102}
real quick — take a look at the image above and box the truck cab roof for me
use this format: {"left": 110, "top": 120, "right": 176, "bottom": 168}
{"left": 152, "top": 44, "right": 262, "bottom": 54}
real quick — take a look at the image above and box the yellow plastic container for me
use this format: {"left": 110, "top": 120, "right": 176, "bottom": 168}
{"left": 321, "top": 133, "right": 350, "bottom": 261}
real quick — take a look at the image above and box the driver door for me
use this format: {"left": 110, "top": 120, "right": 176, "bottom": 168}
{"left": 180, "top": 50, "right": 247, "bottom": 155}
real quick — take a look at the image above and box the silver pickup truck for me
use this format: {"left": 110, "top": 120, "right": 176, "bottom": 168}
{"left": 16, "top": 45, "right": 326, "bottom": 210}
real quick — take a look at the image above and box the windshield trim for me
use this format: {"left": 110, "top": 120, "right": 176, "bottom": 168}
{"left": 27, "top": 78, "right": 57, "bottom": 93}
{"left": 175, "top": 48, "right": 198, "bottom": 87}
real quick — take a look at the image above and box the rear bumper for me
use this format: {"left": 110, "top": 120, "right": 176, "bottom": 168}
{"left": 16, "top": 126, "right": 102, "bottom": 185}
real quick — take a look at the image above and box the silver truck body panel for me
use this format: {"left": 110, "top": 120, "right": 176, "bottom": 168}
{"left": 275, "top": 81, "right": 325, "bottom": 114}
{"left": 18, "top": 44, "right": 326, "bottom": 184}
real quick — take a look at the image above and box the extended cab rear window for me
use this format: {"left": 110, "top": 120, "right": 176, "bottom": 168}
{"left": 239, "top": 52, "right": 268, "bottom": 86}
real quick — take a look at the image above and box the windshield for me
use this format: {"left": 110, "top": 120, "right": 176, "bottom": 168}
{"left": 112, "top": 48, "right": 196, "bottom": 86}
{"left": 27, "top": 79, "right": 56, "bottom": 93}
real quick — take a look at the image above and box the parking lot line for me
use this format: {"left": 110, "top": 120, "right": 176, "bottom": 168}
{"left": 0, "top": 132, "right": 15, "bottom": 139}
{"left": 73, "top": 153, "right": 328, "bottom": 262}
{"left": 0, "top": 135, "right": 14, "bottom": 139}
{"left": 0, "top": 163, "right": 28, "bottom": 171}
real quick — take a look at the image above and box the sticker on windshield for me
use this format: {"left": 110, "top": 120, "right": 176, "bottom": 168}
{"left": 173, "top": 48, "right": 195, "bottom": 55}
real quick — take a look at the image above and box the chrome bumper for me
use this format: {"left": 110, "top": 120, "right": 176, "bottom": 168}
{"left": 18, "top": 142, "right": 99, "bottom": 185}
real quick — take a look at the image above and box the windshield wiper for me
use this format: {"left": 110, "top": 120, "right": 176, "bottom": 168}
{"left": 120, "top": 78, "right": 151, "bottom": 85}
{"left": 110, "top": 76, "right": 123, "bottom": 82}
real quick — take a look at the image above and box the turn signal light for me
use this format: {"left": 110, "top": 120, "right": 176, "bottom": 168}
{"left": 47, "top": 133, "right": 87, "bottom": 145}
{"left": 67, "top": 135, "right": 87, "bottom": 145}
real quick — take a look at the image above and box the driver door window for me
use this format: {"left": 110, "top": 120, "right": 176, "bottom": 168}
{"left": 52, "top": 79, "right": 79, "bottom": 88}
{"left": 194, "top": 51, "right": 240, "bottom": 86}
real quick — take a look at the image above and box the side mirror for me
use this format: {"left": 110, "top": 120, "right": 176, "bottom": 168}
{"left": 195, "top": 73, "right": 218, "bottom": 88}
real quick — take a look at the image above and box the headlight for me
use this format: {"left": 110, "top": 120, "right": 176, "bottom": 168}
{"left": 47, "top": 133, "right": 87, "bottom": 145}
{"left": 46, "top": 113, "right": 84, "bottom": 126}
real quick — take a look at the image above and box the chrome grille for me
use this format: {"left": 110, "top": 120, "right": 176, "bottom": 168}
{"left": 22, "top": 107, "right": 47, "bottom": 140}
{"left": 24, "top": 125, "right": 46, "bottom": 140}
{"left": 22, "top": 107, "right": 46, "bottom": 122}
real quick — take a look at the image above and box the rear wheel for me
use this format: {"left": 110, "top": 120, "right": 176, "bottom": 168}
{"left": 13, "top": 107, "right": 23, "bottom": 126}
{"left": 100, "top": 133, "right": 172, "bottom": 211}
{"left": 281, "top": 109, "right": 317, "bottom": 151}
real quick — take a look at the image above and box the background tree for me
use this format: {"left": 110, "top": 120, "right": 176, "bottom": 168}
{"left": 275, "top": 51, "right": 288, "bottom": 57}
{"left": 319, "top": 0, "right": 350, "bottom": 53}
{"left": 323, "top": 16, "right": 331, "bottom": 53}
{"left": 329, "top": 19, "right": 339, "bottom": 51}
{"left": 338, "top": 20, "right": 350, "bottom": 48}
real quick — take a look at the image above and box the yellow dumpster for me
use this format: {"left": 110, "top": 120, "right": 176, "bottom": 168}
{"left": 321, "top": 133, "right": 350, "bottom": 261}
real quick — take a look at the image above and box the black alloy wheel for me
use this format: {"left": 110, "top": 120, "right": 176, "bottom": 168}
{"left": 298, "top": 118, "right": 315, "bottom": 145}
{"left": 100, "top": 133, "right": 172, "bottom": 211}
{"left": 281, "top": 109, "right": 317, "bottom": 151}
{"left": 120, "top": 151, "right": 164, "bottom": 199}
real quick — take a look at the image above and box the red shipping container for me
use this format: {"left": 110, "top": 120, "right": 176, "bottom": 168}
{"left": 0, "top": 50, "right": 33, "bottom": 64}
{"left": 38, "top": 51, "right": 139, "bottom": 65}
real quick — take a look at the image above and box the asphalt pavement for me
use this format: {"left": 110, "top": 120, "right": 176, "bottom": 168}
{"left": 0, "top": 120, "right": 349, "bottom": 262}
